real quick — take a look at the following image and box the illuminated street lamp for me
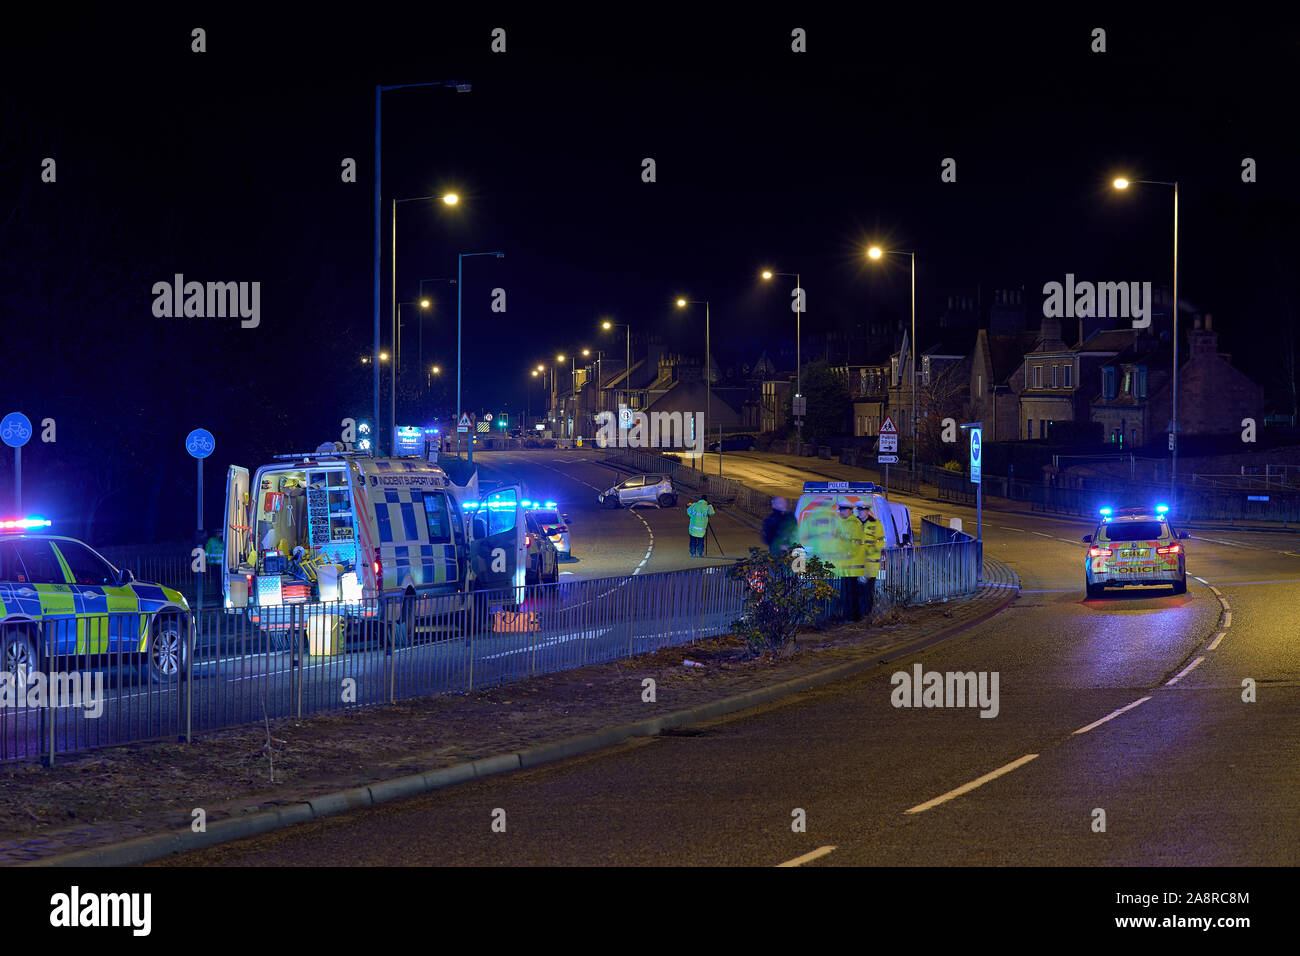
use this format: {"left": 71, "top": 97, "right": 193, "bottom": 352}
{"left": 761, "top": 268, "right": 805, "bottom": 454}
{"left": 602, "top": 319, "right": 632, "bottom": 416}
{"left": 1112, "top": 175, "right": 1180, "bottom": 491}
{"left": 676, "top": 297, "right": 712, "bottom": 470}
{"left": 867, "top": 245, "right": 917, "bottom": 476}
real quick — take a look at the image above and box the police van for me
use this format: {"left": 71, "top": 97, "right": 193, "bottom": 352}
{"left": 221, "top": 446, "right": 526, "bottom": 637}
{"left": 794, "top": 482, "right": 912, "bottom": 554}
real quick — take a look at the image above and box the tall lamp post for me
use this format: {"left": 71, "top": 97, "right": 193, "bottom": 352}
{"left": 1113, "top": 177, "right": 1179, "bottom": 491}
{"left": 373, "top": 79, "right": 470, "bottom": 455}
{"left": 393, "top": 300, "right": 429, "bottom": 435}
{"left": 675, "top": 298, "right": 713, "bottom": 472}
{"left": 761, "top": 269, "right": 804, "bottom": 454}
{"left": 419, "top": 276, "right": 456, "bottom": 398}
{"left": 387, "top": 190, "right": 460, "bottom": 452}
{"left": 867, "top": 247, "right": 917, "bottom": 476}
{"left": 456, "top": 251, "right": 505, "bottom": 461}
{"left": 601, "top": 320, "right": 632, "bottom": 418}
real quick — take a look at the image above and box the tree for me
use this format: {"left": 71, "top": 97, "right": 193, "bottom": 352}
{"left": 799, "top": 360, "right": 851, "bottom": 443}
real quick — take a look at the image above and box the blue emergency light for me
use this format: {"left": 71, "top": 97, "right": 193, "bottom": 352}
{"left": 0, "top": 516, "right": 52, "bottom": 531}
{"left": 544, "top": 500, "right": 557, "bottom": 509}
{"left": 1155, "top": 503, "right": 1169, "bottom": 514}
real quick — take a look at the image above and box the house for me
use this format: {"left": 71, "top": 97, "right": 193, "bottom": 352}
{"left": 969, "top": 327, "right": 1037, "bottom": 442}
{"left": 1019, "top": 321, "right": 1136, "bottom": 440}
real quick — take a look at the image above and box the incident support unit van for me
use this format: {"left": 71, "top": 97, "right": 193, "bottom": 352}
{"left": 793, "top": 481, "right": 913, "bottom": 572}
{"left": 220, "top": 448, "right": 526, "bottom": 630}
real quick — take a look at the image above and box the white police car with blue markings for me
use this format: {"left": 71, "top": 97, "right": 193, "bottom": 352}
{"left": 1083, "top": 504, "right": 1189, "bottom": 598}
{"left": 0, "top": 518, "right": 193, "bottom": 684}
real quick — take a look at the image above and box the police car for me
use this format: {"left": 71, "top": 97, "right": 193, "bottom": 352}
{"left": 0, "top": 519, "right": 192, "bottom": 684}
{"left": 523, "top": 500, "right": 570, "bottom": 557}
{"left": 1082, "top": 504, "right": 1189, "bottom": 598}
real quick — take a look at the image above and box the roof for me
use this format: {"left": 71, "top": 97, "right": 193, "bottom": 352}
{"left": 982, "top": 331, "right": 1037, "bottom": 384}
{"left": 1076, "top": 328, "right": 1138, "bottom": 354}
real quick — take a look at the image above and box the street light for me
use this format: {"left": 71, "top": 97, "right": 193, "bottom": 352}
{"left": 867, "top": 245, "right": 918, "bottom": 476}
{"left": 456, "top": 251, "right": 505, "bottom": 462}
{"left": 1113, "top": 175, "right": 1180, "bottom": 491}
{"left": 761, "top": 268, "right": 805, "bottom": 454}
{"left": 602, "top": 319, "right": 632, "bottom": 418}
{"left": 391, "top": 194, "right": 459, "bottom": 449}
{"left": 676, "top": 297, "right": 713, "bottom": 471}
{"left": 373, "top": 79, "right": 470, "bottom": 455}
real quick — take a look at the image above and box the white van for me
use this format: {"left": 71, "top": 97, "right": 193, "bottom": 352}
{"left": 221, "top": 449, "right": 526, "bottom": 631}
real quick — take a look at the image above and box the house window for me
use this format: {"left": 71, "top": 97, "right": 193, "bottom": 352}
{"left": 1063, "top": 364, "right": 1072, "bottom": 388}
{"left": 1051, "top": 365, "right": 1058, "bottom": 388}
{"left": 976, "top": 373, "right": 983, "bottom": 396}
{"left": 1027, "top": 418, "right": 1034, "bottom": 439}
{"left": 1137, "top": 365, "right": 1148, "bottom": 398}
{"left": 1131, "top": 429, "right": 1138, "bottom": 446}
{"left": 1033, "top": 366, "right": 1041, "bottom": 388}
{"left": 1103, "top": 367, "right": 1116, "bottom": 399}
{"left": 1123, "top": 371, "right": 1131, "bottom": 395}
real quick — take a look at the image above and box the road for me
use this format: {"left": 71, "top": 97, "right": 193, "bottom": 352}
{"left": 151, "top": 451, "right": 1300, "bottom": 865}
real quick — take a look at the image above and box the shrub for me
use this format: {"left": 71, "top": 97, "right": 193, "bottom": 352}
{"left": 729, "top": 546, "right": 838, "bottom": 656}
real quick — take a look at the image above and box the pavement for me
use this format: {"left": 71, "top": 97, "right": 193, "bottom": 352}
{"left": 9, "top": 558, "right": 1018, "bottom": 866}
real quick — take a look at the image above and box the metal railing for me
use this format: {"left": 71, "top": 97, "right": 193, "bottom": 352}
{"left": 0, "top": 535, "right": 984, "bottom": 764}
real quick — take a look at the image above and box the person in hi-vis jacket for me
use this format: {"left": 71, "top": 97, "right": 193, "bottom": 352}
{"left": 686, "top": 495, "right": 715, "bottom": 557}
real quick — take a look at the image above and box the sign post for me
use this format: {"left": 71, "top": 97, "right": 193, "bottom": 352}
{"left": 961, "top": 422, "right": 983, "bottom": 583}
{"left": 458, "top": 412, "right": 473, "bottom": 465}
{"left": 878, "top": 415, "right": 899, "bottom": 497}
{"left": 186, "top": 428, "right": 216, "bottom": 616}
{"left": 1, "top": 412, "right": 32, "bottom": 512}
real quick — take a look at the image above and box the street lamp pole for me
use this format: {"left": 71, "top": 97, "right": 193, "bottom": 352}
{"left": 866, "top": 248, "right": 918, "bottom": 475}
{"left": 761, "top": 270, "right": 805, "bottom": 454}
{"left": 676, "top": 299, "right": 712, "bottom": 472}
{"left": 1113, "top": 177, "right": 1179, "bottom": 492}
{"left": 455, "top": 251, "right": 505, "bottom": 462}
{"left": 373, "top": 80, "right": 469, "bottom": 454}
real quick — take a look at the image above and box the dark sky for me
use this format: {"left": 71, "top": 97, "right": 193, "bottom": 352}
{"left": 2, "top": 7, "right": 1297, "bottom": 542}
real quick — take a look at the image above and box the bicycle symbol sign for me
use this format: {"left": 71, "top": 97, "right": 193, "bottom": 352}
{"left": 186, "top": 428, "right": 216, "bottom": 459}
{"left": 1, "top": 412, "right": 32, "bottom": 448}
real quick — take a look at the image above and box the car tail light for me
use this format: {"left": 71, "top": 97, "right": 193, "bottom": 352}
{"left": 373, "top": 547, "right": 382, "bottom": 579}
{"left": 1088, "top": 547, "right": 1112, "bottom": 558}
{"left": 525, "top": 534, "right": 532, "bottom": 547}
{"left": 1156, "top": 544, "right": 1181, "bottom": 554}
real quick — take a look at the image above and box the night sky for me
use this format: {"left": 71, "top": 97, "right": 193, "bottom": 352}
{"left": 2, "top": 8, "right": 1296, "bottom": 543}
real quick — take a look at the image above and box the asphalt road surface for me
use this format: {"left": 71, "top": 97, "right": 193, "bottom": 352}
{"left": 155, "top": 456, "right": 1300, "bottom": 865}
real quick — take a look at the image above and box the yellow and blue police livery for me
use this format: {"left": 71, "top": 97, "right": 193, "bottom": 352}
{"left": 0, "top": 520, "right": 192, "bottom": 683}
{"left": 1082, "top": 504, "right": 1189, "bottom": 598}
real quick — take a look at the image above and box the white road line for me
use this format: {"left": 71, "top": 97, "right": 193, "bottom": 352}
{"left": 1191, "top": 576, "right": 1209, "bottom": 585}
{"left": 1166, "top": 656, "right": 1205, "bottom": 686}
{"left": 1207, "top": 632, "right": 1226, "bottom": 651}
{"left": 1072, "top": 696, "right": 1152, "bottom": 735}
{"left": 776, "top": 846, "right": 837, "bottom": 867}
{"left": 1030, "top": 531, "right": 1052, "bottom": 538}
{"left": 905, "top": 754, "right": 1039, "bottom": 814}
{"left": 1221, "top": 610, "right": 1232, "bottom": 628}
{"left": 1208, "top": 586, "right": 1222, "bottom": 597}
{"left": 999, "top": 526, "right": 1025, "bottom": 533}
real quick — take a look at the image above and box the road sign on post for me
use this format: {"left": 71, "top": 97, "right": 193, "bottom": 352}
{"left": 186, "top": 428, "right": 215, "bottom": 616}
{"left": 792, "top": 395, "right": 806, "bottom": 417}
{"left": 2, "top": 411, "right": 33, "bottom": 512}
{"left": 961, "top": 422, "right": 983, "bottom": 584}
{"left": 878, "top": 415, "right": 898, "bottom": 453}
{"left": 970, "top": 426, "right": 982, "bottom": 485}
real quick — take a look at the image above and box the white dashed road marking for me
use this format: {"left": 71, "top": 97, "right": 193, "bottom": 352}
{"left": 1072, "top": 697, "right": 1152, "bottom": 735}
{"left": 1166, "top": 656, "right": 1205, "bottom": 686}
{"left": 777, "top": 846, "right": 837, "bottom": 867}
{"left": 905, "top": 754, "right": 1039, "bottom": 814}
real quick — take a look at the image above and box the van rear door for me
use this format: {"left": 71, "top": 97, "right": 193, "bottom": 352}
{"left": 468, "top": 486, "right": 526, "bottom": 597}
{"left": 223, "top": 465, "right": 251, "bottom": 608}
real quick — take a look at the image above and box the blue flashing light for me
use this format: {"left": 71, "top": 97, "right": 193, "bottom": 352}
{"left": 1099, "top": 507, "right": 1112, "bottom": 516}
{"left": 544, "top": 500, "right": 557, "bottom": 509}
{"left": 0, "top": 516, "right": 52, "bottom": 531}
{"left": 1155, "top": 503, "right": 1169, "bottom": 514}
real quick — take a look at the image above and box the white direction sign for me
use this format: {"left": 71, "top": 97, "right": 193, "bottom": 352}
{"left": 877, "top": 455, "right": 898, "bottom": 464}
{"left": 878, "top": 415, "right": 898, "bottom": 454}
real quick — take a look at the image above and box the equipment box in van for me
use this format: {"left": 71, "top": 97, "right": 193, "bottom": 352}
{"left": 221, "top": 449, "right": 526, "bottom": 633}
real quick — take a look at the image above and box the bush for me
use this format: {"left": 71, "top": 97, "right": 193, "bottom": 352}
{"left": 729, "top": 547, "right": 838, "bottom": 656}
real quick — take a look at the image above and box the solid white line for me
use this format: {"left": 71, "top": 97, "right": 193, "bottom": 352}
{"left": 999, "top": 526, "right": 1025, "bottom": 533}
{"left": 1030, "top": 531, "right": 1052, "bottom": 538}
{"left": 1221, "top": 610, "right": 1232, "bottom": 628}
{"left": 1072, "top": 696, "right": 1152, "bottom": 735}
{"left": 905, "top": 754, "right": 1039, "bottom": 814}
{"left": 776, "top": 845, "right": 837, "bottom": 867}
{"left": 1208, "top": 586, "right": 1222, "bottom": 597}
{"left": 1207, "top": 632, "right": 1225, "bottom": 651}
{"left": 1166, "top": 656, "right": 1205, "bottom": 686}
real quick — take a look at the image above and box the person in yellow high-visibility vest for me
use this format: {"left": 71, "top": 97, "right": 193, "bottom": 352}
{"left": 686, "top": 495, "right": 715, "bottom": 557}
{"left": 860, "top": 502, "right": 886, "bottom": 618}
{"left": 833, "top": 499, "right": 869, "bottom": 620}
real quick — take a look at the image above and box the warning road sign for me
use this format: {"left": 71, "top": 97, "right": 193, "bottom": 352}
{"left": 458, "top": 413, "right": 473, "bottom": 428}
{"left": 878, "top": 416, "right": 898, "bottom": 453}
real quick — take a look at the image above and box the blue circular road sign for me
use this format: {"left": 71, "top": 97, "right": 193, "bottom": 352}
{"left": 186, "top": 428, "right": 216, "bottom": 459}
{"left": 1, "top": 412, "right": 32, "bottom": 448}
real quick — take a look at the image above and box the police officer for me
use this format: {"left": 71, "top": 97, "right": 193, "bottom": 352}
{"left": 834, "top": 499, "right": 869, "bottom": 620}
{"left": 859, "top": 501, "right": 885, "bottom": 617}
{"left": 687, "top": 494, "right": 715, "bottom": 557}
{"left": 761, "top": 497, "right": 798, "bottom": 554}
